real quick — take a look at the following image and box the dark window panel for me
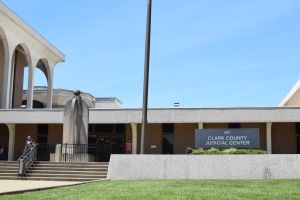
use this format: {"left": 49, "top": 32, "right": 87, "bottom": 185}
{"left": 228, "top": 123, "right": 241, "bottom": 129}
{"left": 95, "top": 124, "right": 113, "bottom": 133}
{"left": 162, "top": 123, "right": 173, "bottom": 133}
{"left": 296, "top": 123, "right": 300, "bottom": 134}
{"left": 88, "top": 124, "right": 94, "bottom": 132}
{"left": 38, "top": 124, "right": 48, "bottom": 134}
{"left": 115, "top": 124, "right": 125, "bottom": 133}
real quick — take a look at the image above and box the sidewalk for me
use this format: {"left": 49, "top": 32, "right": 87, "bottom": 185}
{"left": 0, "top": 180, "right": 82, "bottom": 195}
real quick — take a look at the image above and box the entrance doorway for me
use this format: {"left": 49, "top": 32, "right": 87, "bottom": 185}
{"left": 88, "top": 124, "right": 125, "bottom": 161}
{"left": 0, "top": 124, "right": 9, "bottom": 160}
{"left": 296, "top": 123, "right": 300, "bottom": 154}
{"left": 162, "top": 124, "right": 174, "bottom": 154}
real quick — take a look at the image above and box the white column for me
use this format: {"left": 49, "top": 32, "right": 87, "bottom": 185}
{"left": 8, "top": 54, "right": 14, "bottom": 108}
{"left": 2, "top": 51, "right": 13, "bottom": 109}
{"left": 26, "top": 66, "right": 34, "bottom": 109}
{"left": 47, "top": 70, "right": 53, "bottom": 108}
{"left": 131, "top": 123, "right": 138, "bottom": 154}
{"left": 7, "top": 124, "right": 15, "bottom": 161}
{"left": 198, "top": 123, "right": 204, "bottom": 129}
{"left": 266, "top": 122, "right": 272, "bottom": 154}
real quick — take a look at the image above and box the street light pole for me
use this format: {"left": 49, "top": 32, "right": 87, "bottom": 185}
{"left": 140, "top": 0, "right": 152, "bottom": 154}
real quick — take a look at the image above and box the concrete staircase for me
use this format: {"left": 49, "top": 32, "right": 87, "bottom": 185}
{"left": 0, "top": 161, "right": 109, "bottom": 181}
{"left": 0, "top": 161, "right": 19, "bottom": 180}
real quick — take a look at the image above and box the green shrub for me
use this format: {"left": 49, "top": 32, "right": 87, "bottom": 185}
{"left": 192, "top": 148, "right": 266, "bottom": 155}
{"left": 206, "top": 148, "right": 222, "bottom": 154}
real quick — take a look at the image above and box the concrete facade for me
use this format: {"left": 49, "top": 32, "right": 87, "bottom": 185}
{"left": 0, "top": 108, "right": 299, "bottom": 160}
{"left": 2, "top": 108, "right": 300, "bottom": 124}
{"left": 0, "top": 2, "right": 64, "bottom": 109}
{"left": 107, "top": 154, "right": 300, "bottom": 180}
{"left": 0, "top": 2, "right": 300, "bottom": 163}
{"left": 1, "top": 121, "right": 281, "bottom": 159}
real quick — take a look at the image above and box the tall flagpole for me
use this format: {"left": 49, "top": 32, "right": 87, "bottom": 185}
{"left": 140, "top": 0, "right": 152, "bottom": 154}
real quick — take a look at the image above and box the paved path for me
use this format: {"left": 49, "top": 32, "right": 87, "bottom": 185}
{"left": 0, "top": 180, "right": 82, "bottom": 195}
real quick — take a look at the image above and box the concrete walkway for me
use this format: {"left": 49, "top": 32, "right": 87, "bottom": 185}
{"left": 0, "top": 180, "right": 82, "bottom": 195}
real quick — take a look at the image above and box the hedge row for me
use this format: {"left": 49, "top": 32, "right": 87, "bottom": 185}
{"left": 192, "top": 148, "right": 267, "bottom": 155}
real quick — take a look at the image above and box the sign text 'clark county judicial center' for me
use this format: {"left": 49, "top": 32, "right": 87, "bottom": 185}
{"left": 195, "top": 129, "right": 260, "bottom": 149}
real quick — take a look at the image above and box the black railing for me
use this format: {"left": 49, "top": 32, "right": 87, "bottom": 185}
{"left": 61, "top": 144, "right": 112, "bottom": 162}
{"left": 18, "top": 143, "right": 38, "bottom": 178}
{"left": 35, "top": 143, "right": 113, "bottom": 163}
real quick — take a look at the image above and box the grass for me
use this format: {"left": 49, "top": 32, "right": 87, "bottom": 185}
{"left": 0, "top": 180, "right": 300, "bottom": 200}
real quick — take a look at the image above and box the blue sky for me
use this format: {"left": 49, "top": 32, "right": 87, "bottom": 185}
{"left": 2, "top": 0, "right": 300, "bottom": 108}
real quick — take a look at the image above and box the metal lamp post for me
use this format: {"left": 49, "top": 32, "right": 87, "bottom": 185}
{"left": 140, "top": 0, "right": 152, "bottom": 154}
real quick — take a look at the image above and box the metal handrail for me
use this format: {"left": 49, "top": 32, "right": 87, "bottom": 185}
{"left": 18, "top": 143, "right": 38, "bottom": 177}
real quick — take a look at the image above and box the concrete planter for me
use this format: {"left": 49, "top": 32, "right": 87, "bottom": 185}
{"left": 107, "top": 154, "right": 300, "bottom": 180}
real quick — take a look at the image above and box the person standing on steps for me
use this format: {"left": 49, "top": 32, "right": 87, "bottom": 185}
{"left": 23, "top": 136, "right": 34, "bottom": 153}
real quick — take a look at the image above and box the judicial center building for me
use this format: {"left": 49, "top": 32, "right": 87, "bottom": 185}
{"left": 0, "top": 2, "right": 300, "bottom": 162}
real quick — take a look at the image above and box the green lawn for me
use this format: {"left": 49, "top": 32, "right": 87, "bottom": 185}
{"left": 0, "top": 180, "right": 300, "bottom": 200}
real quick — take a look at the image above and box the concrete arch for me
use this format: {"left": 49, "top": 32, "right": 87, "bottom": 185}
{"left": 10, "top": 43, "right": 32, "bottom": 108}
{"left": 0, "top": 26, "right": 9, "bottom": 108}
{"left": 12, "top": 43, "right": 33, "bottom": 67}
{"left": 31, "top": 58, "right": 51, "bottom": 108}
{"left": 36, "top": 58, "right": 50, "bottom": 81}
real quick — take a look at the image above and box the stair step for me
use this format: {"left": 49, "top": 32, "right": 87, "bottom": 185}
{"left": 0, "top": 163, "right": 18, "bottom": 166}
{"left": 30, "top": 172, "right": 107, "bottom": 176}
{"left": 34, "top": 167, "right": 108, "bottom": 171}
{"left": 35, "top": 165, "right": 107, "bottom": 168}
{"left": 0, "top": 161, "right": 18, "bottom": 165}
{"left": 37, "top": 162, "right": 109, "bottom": 165}
{"left": 30, "top": 170, "right": 107, "bottom": 175}
{"left": 0, "top": 166, "right": 18, "bottom": 170}
{"left": 0, "top": 173, "right": 18, "bottom": 176}
{"left": 0, "top": 161, "right": 109, "bottom": 181}
{"left": 0, "top": 170, "right": 18, "bottom": 173}
{"left": 0, "top": 176, "right": 105, "bottom": 182}
{"left": 28, "top": 173, "right": 106, "bottom": 178}
{"left": 0, "top": 176, "right": 20, "bottom": 180}
{"left": 20, "top": 177, "right": 106, "bottom": 182}
{"left": 36, "top": 164, "right": 108, "bottom": 168}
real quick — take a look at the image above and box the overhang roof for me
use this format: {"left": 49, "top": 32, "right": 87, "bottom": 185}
{"left": 0, "top": 2, "right": 65, "bottom": 61}
{"left": 0, "top": 107, "right": 300, "bottom": 124}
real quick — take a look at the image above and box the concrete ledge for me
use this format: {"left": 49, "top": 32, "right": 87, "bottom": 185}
{"left": 107, "top": 155, "right": 300, "bottom": 180}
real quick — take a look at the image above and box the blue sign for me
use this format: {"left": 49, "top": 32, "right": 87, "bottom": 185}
{"left": 195, "top": 128, "right": 260, "bottom": 149}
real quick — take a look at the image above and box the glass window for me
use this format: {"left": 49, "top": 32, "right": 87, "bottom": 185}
{"left": 296, "top": 123, "right": 300, "bottom": 135}
{"left": 88, "top": 124, "right": 94, "bottom": 133}
{"left": 229, "top": 123, "right": 241, "bottom": 129}
{"left": 163, "top": 123, "right": 173, "bottom": 133}
{"left": 95, "top": 124, "right": 113, "bottom": 133}
{"left": 115, "top": 124, "right": 125, "bottom": 133}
